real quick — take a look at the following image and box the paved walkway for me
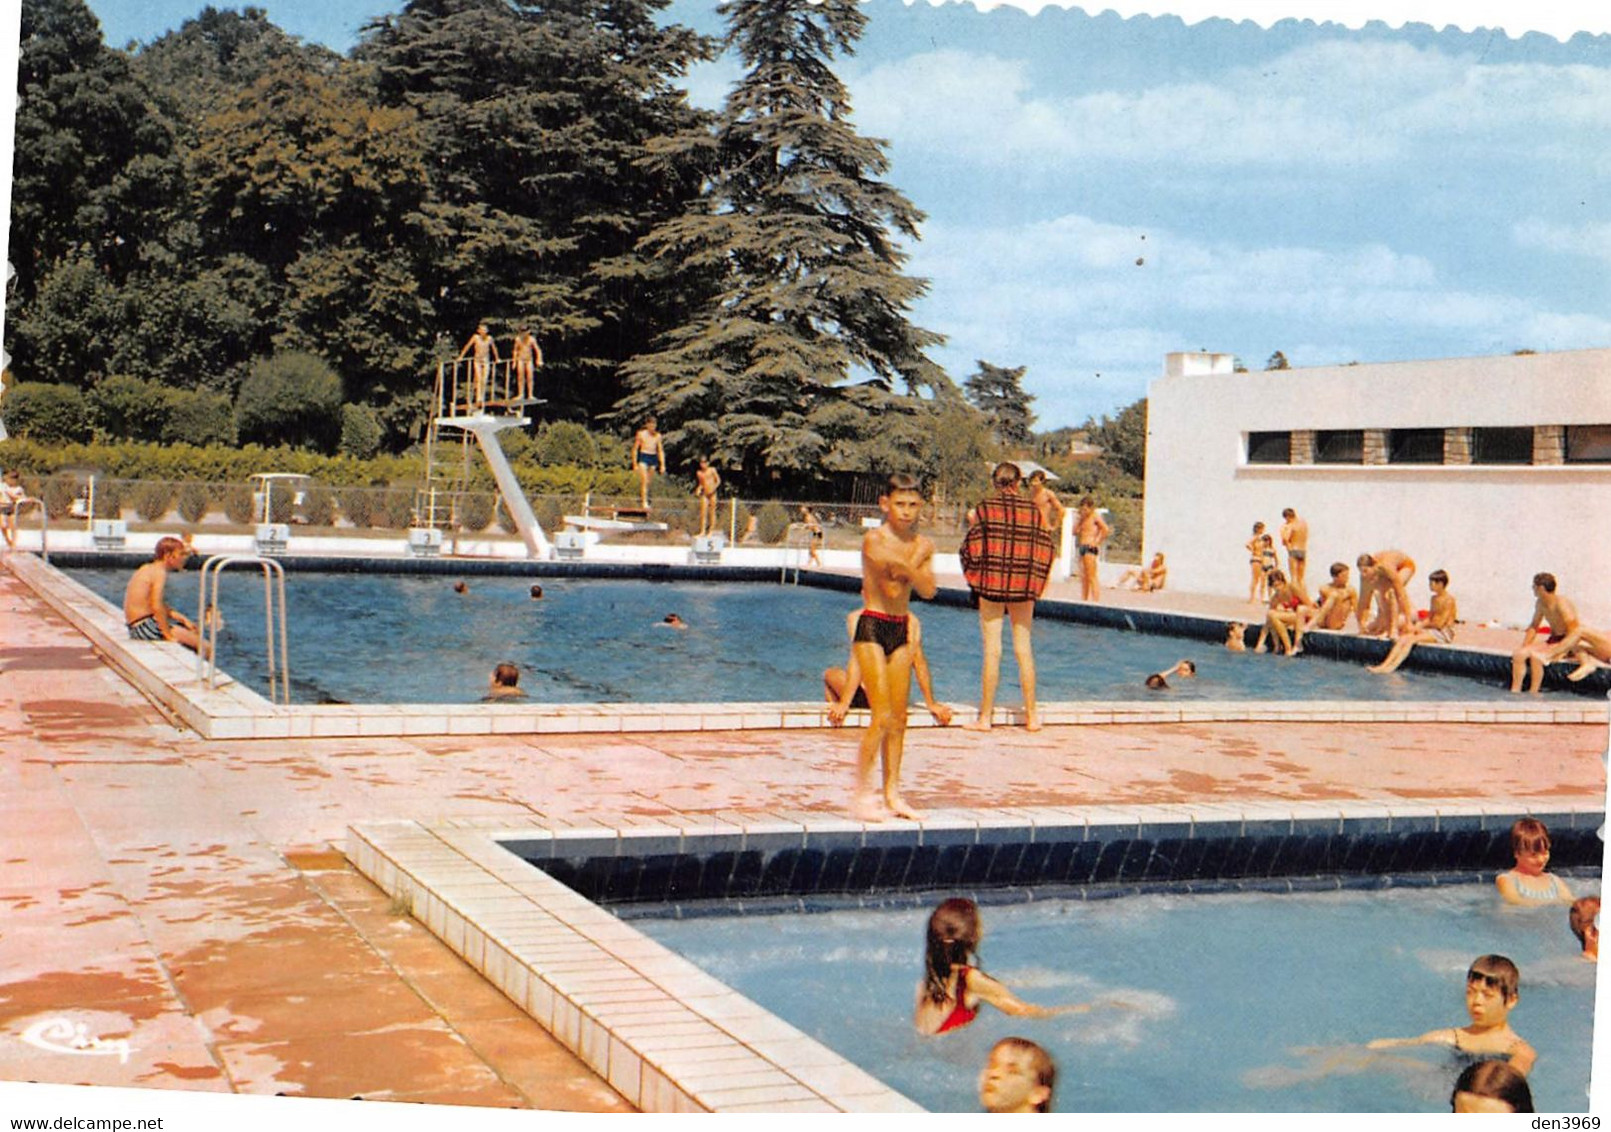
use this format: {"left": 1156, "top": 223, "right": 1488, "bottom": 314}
{"left": 1, "top": 560, "right": 1605, "bottom": 1109}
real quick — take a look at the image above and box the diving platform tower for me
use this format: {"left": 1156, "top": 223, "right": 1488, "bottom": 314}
{"left": 423, "top": 358, "right": 552, "bottom": 558}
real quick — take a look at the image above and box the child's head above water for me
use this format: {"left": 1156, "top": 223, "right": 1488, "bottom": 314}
{"left": 1569, "top": 896, "right": 1600, "bottom": 955}
{"left": 1449, "top": 1059, "right": 1533, "bottom": 1113}
{"left": 979, "top": 1037, "right": 1056, "bottom": 1113}
{"left": 1465, "top": 955, "right": 1520, "bottom": 1025}
{"left": 1509, "top": 818, "right": 1551, "bottom": 873}
{"left": 924, "top": 898, "right": 982, "bottom": 1003}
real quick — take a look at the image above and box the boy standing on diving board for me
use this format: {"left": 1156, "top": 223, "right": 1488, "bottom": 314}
{"left": 851, "top": 473, "right": 937, "bottom": 822}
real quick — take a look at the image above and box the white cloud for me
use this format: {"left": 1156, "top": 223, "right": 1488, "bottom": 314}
{"left": 907, "top": 211, "right": 1607, "bottom": 425}
{"left": 848, "top": 39, "right": 1611, "bottom": 171}
{"left": 1513, "top": 218, "right": 1611, "bottom": 262}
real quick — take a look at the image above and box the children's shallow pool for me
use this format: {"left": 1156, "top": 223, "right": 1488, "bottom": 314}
{"left": 638, "top": 883, "right": 1597, "bottom": 1112}
{"left": 69, "top": 569, "right": 1560, "bottom": 705}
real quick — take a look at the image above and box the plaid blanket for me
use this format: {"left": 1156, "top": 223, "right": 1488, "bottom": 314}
{"left": 960, "top": 490, "right": 1055, "bottom": 602}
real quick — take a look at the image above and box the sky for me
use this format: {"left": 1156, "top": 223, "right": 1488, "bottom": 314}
{"left": 17, "top": 0, "right": 1611, "bottom": 432}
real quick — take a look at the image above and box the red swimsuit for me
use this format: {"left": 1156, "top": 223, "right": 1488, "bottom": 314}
{"left": 936, "top": 967, "right": 979, "bottom": 1033}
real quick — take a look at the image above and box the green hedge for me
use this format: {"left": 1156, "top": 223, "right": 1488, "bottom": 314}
{"left": 0, "top": 438, "right": 639, "bottom": 497}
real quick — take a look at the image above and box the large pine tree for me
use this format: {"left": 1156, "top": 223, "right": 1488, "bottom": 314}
{"left": 354, "top": 0, "right": 715, "bottom": 421}
{"left": 965, "top": 360, "right": 1036, "bottom": 448}
{"left": 617, "top": 0, "right": 951, "bottom": 489}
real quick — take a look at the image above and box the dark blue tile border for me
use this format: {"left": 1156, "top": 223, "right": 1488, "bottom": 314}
{"left": 512, "top": 817, "right": 1605, "bottom": 908}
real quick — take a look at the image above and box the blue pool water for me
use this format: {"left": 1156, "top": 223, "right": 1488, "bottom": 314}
{"left": 68, "top": 569, "right": 1559, "bottom": 705}
{"left": 638, "top": 883, "right": 1599, "bottom": 1112}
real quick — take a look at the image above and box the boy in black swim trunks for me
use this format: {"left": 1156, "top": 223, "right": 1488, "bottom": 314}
{"left": 123, "top": 536, "right": 207, "bottom": 657}
{"left": 852, "top": 474, "right": 937, "bottom": 821}
{"left": 824, "top": 609, "right": 952, "bottom": 727}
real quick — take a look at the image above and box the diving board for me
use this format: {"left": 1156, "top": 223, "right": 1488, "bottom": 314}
{"left": 562, "top": 515, "right": 669, "bottom": 533}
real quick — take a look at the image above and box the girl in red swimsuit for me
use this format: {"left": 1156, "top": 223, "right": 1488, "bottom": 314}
{"left": 913, "top": 898, "right": 1105, "bottom": 1035}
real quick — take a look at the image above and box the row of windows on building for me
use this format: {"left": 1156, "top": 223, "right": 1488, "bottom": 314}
{"left": 1245, "top": 425, "right": 1611, "bottom": 466}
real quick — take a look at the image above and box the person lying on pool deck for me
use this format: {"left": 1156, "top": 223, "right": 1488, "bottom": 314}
{"left": 1541, "top": 622, "right": 1611, "bottom": 683}
{"left": 1367, "top": 954, "right": 1537, "bottom": 1075}
{"left": 916, "top": 898, "right": 1113, "bottom": 1036}
{"left": 823, "top": 609, "right": 952, "bottom": 727}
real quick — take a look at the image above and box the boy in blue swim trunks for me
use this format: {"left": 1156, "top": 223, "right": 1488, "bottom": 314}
{"left": 123, "top": 536, "right": 206, "bottom": 656}
{"left": 851, "top": 473, "right": 936, "bottom": 821}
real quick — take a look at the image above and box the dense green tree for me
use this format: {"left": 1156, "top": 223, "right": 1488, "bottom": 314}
{"left": 1265, "top": 350, "right": 1291, "bottom": 371}
{"left": 11, "top": 0, "right": 179, "bottom": 300}
{"left": 964, "top": 360, "right": 1035, "bottom": 447}
{"left": 618, "top": 0, "right": 950, "bottom": 489}
{"left": 1085, "top": 396, "right": 1147, "bottom": 481}
{"left": 355, "top": 0, "right": 716, "bottom": 421}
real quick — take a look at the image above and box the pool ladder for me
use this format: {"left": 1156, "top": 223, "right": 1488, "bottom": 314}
{"left": 195, "top": 555, "right": 291, "bottom": 705}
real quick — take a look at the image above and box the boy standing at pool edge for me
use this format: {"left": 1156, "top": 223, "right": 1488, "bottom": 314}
{"left": 853, "top": 473, "right": 937, "bottom": 822}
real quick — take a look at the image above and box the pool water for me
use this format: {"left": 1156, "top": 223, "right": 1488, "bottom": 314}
{"left": 638, "top": 883, "right": 1598, "bottom": 1112}
{"left": 69, "top": 570, "right": 1561, "bottom": 705}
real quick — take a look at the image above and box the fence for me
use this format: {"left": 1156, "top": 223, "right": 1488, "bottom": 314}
{"left": 6, "top": 473, "right": 1135, "bottom": 556}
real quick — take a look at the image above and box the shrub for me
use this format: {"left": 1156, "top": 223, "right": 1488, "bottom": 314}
{"left": 235, "top": 352, "right": 343, "bottom": 452}
{"left": 535, "top": 420, "right": 600, "bottom": 468}
{"left": 93, "top": 480, "right": 127, "bottom": 519}
{"left": 3, "top": 383, "right": 93, "bottom": 443}
{"left": 376, "top": 489, "right": 414, "bottom": 529}
{"left": 177, "top": 482, "right": 211, "bottom": 522}
{"left": 95, "top": 376, "right": 172, "bottom": 442}
{"left": 455, "top": 492, "right": 494, "bottom": 532}
{"left": 42, "top": 474, "right": 83, "bottom": 520}
{"left": 495, "top": 499, "right": 517, "bottom": 533}
{"left": 135, "top": 482, "right": 176, "bottom": 522}
{"left": 339, "top": 403, "right": 383, "bottom": 460}
{"left": 163, "top": 389, "right": 236, "bottom": 448}
{"left": 338, "top": 488, "right": 375, "bottom": 529}
{"left": 533, "top": 495, "right": 566, "bottom": 531}
{"left": 756, "top": 501, "right": 791, "bottom": 544}
{"left": 222, "top": 485, "right": 256, "bottom": 525}
{"left": 302, "top": 486, "right": 338, "bottom": 527}
{"left": 267, "top": 488, "right": 295, "bottom": 524}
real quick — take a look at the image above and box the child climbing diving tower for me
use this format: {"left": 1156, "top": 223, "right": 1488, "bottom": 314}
{"left": 422, "top": 358, "right": 552, "bottom": 558}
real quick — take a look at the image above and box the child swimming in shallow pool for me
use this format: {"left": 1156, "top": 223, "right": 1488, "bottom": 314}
{"left": 1569, "top": 896, "right": 1599, "bottom": 961}
{"left": 1367, "top": 954, "right": 1536, "bottom": 1075}
{"left": 979, "top": 1037, "right": 1056, "bottom": 1113}
{"left": 1450, "top": 1059, "right": 1534, "bottom": 1113}
{"left": 1496, "top": 818, "right": 1574, "bottom": 905}
{"left": 915, "top": 898, "right": 1109, "bottom": 1035}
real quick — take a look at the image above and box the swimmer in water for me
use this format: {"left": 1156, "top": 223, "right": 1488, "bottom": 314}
{"left": 914, "top": 897, "right": 1111, "bottom": 1036}
{"left": 1368, "top": 955, "right": 1536, "bottom": 1075}
{"left": 979, "top": 1037, "right": 1056, "bottom": 1113}
{"left": 1495, "top": 818, "right": 1573, "bottom": 905}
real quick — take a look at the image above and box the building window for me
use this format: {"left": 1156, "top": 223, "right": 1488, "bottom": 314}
{"left": 1388, "top": 428, "right": 1444, "bottom": 464}
{"left": 1566, "top": 425, "right": 1611, "bottom": 463}
{"left": 1246, "top": 431, "right": 1290, "bottom": 464}
{"left": 1314, "top": 430, "right": 1364, "bottom": 464}
{"left": 1472, "top": 426, "right": 1534, "bottom": 465}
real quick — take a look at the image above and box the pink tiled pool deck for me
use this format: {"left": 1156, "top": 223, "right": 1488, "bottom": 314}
{"left": 1, "top": 553, "right": 1606, "bottom": 1112}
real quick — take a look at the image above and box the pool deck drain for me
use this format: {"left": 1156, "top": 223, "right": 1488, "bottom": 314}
{"left": 1, "top": 552, "right": 1606, "bottom": 1112}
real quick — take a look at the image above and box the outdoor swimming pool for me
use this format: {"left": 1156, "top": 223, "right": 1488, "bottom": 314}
{"left": 638, "top": 882, "right": 1598, "bottom": 1112}
{"left": 67, "top": 568, "right": 1574, "bottom": 705}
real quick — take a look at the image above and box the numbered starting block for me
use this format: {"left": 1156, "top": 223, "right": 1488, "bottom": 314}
{"left": 689, "top": 534, "right": 725, "bottom": 564}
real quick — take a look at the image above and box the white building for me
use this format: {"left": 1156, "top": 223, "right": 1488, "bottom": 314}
{"left": 1143, "top": 348, "right": 1611, "bottom": 629}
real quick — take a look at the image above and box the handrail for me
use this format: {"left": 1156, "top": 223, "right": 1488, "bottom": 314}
{"left": 439, "top": 357, "right": 531, "bottom": 417}
{"left": 196, "top": 555, "right": 291, "bottom": 705}
{"left": 13, "top": 498, "right": 48, "bottom": 563}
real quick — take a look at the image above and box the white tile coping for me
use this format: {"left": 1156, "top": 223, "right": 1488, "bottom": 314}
{"left": 12, "top": 552, "right": 1607, "bottom": 740}
{"left": 347, "top": 818, "right": 924, "bottom": 1113}
{"left": 348, "top": 797, "right": 1603, "bottom": 1112}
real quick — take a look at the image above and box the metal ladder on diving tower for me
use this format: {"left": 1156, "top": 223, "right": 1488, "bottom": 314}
{"left": 424, "top": 358, "right": 552, "bottom": 558}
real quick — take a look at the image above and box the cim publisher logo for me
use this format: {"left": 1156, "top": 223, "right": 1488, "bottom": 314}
{"left": 19, "top": 1017, "right": 131, "bottom": 1064}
